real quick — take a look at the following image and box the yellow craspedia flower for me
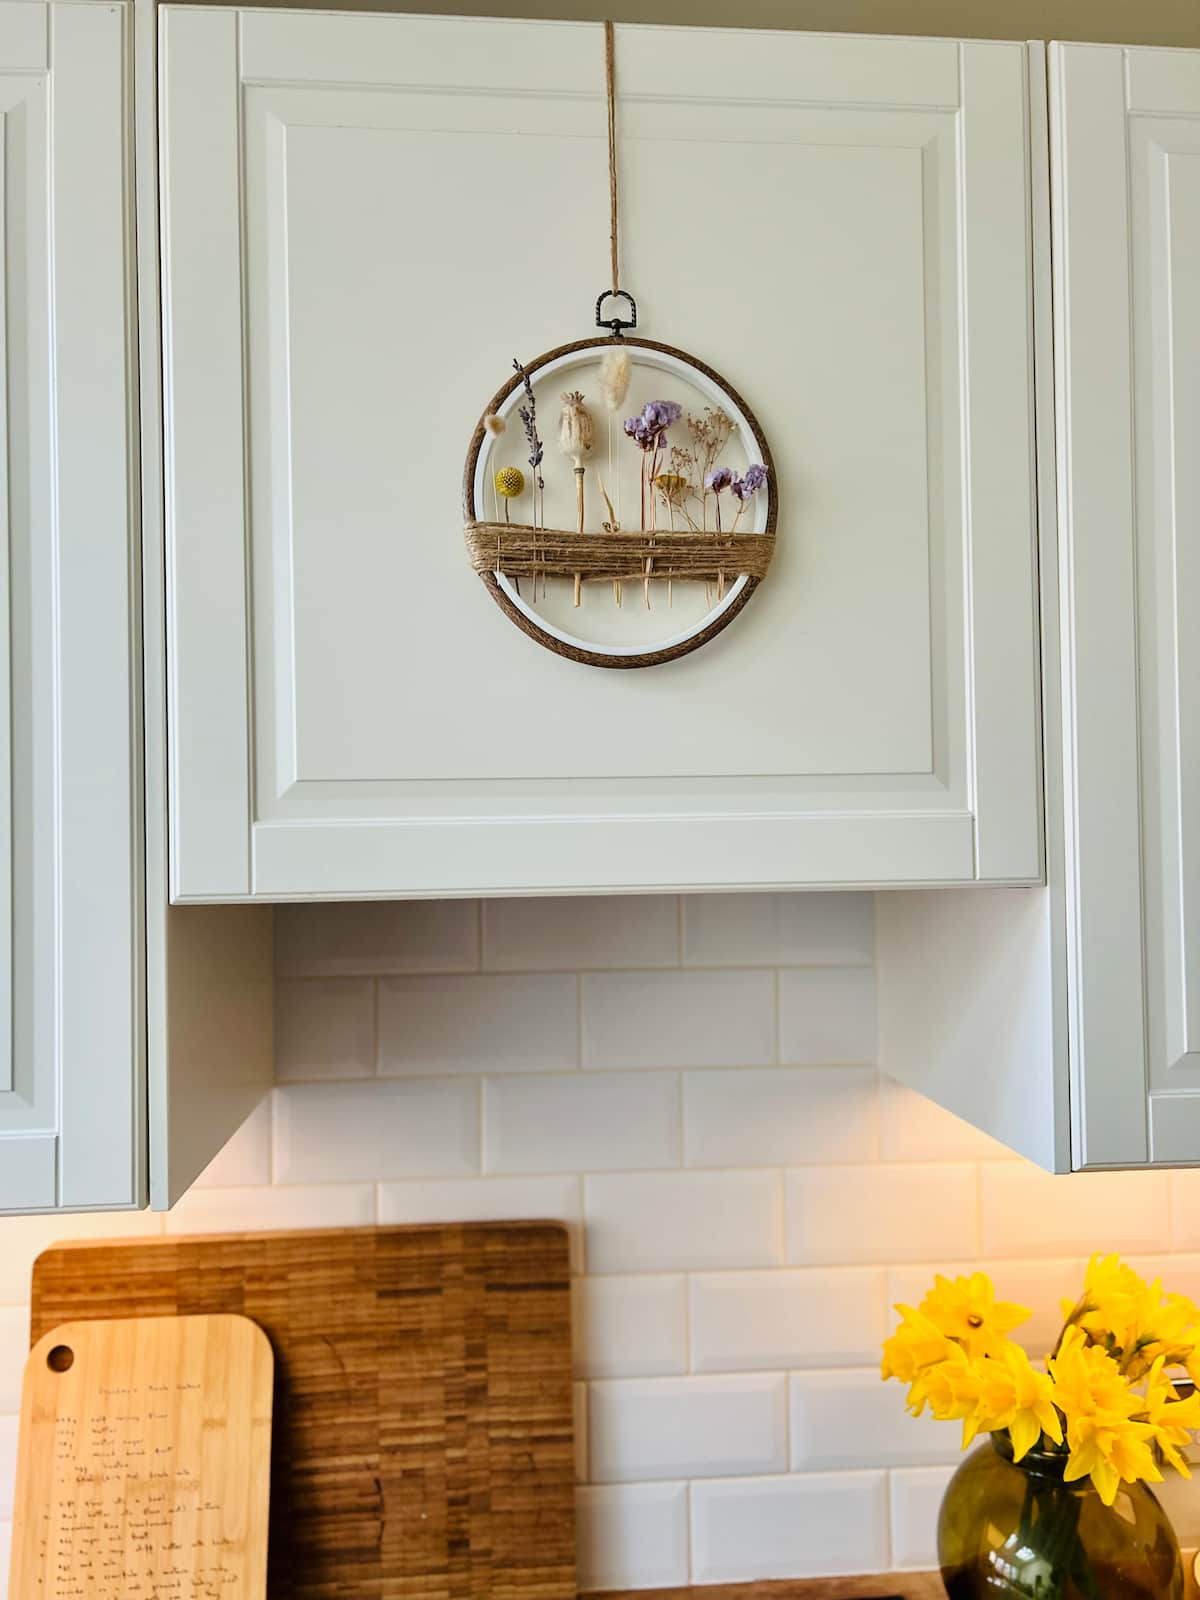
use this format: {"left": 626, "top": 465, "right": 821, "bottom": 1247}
{"left": 494, "top": 465, "right": 525, "bottom": 499}
{"left": 920, "top": 1272, "right": 1031, "bottom": 1360}
{"left": 964, "top": 1342, "right": 1063, "bottom": 1460}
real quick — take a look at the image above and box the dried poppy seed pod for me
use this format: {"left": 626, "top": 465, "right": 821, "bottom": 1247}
{"left": 557, "top": 391, "right": 594, "bottom": 461}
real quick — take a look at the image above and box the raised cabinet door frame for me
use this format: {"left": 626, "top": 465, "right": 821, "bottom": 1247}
{"left": 160, "top": 11, "right": 1044, "bottom": 902}
{"left": 1051, "top": 42, "right": 1200, "bottom": 1169}
{"left": 0, "top": 1, "right": 143, "bottom": 1213}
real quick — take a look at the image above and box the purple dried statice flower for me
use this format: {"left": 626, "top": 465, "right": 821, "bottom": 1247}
{"left": 623, "top": 414, "right": 656, "bottom": 451}
{"left": 730, "top": 463, "right": 768, "bottom": 502}
{"left": 705, "top": 466, "right": 734, "bottom": 493}
{"left": 623, "top": 400, "right": 682, "bottom": 452}
{"left": 642, "top": 399, "right": 682, "bottom": 432}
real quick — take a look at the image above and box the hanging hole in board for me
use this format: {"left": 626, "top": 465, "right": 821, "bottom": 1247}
{"left": 46, "top": 1344, "right": 74, "bottom": 1373}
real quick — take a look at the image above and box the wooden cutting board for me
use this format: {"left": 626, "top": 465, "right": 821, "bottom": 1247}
{"left": 10, "top": 1313, "right": 273, "bottom": 1600}
{"left": 30, "top": 1222, "right": 575, "bottom": 1600}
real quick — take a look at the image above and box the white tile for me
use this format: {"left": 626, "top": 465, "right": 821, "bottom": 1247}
{"left": 980, "top": 1163, "right": 1171, "bottom": 1259}
{"left": 1171, "top": 1172, "right": 1200, "bottom": 1250}
{"left": 192, "top": 1096, "right": 273, "bottom": 1187}
{"left": 0, "top": 1208, "right": 162, "bottom": 1306}
{"left": 1151, "top": 1471, "right": 1200, "bottom": 1546}
{"left": 880, "top": 1077, "right": 1020, "bottom": 1162}
{"left": 275, "top": 1078, "right": 480, "bottom": 1183}
{"left": 888, "top": 1258, "right": 1086, "bottom": 1364}
{"left": 585, "top": 1171, "right": 783, "bottom": 1273}
{"left": 164, "top": 1184, "right": 376, "bottom": 1234}
{"left": 0, "top": 1308, "right": 30, "bottom": 1413}
{"left": 778, "top": 967, "right": 876, "bottom": 1065}
{"left": 683, "top": 892, "right": 875, "bottom": 968}
{"left": 690, "top": 1268, "right": 886, "bottom": 1372}
{"left": 684, "top": 1068, "right": 879, "bottom": 1168}
{"left": 275, "top": 900, "right": 479, "bottom": 976}
{"left": 576, "top": 1483, "right": 689, "bottom": 1591}
{"left": 0, "top": 1417, "right": 17, "bottom": 1520}
{"left": 690, "top": 1472, "right": 889, "bottom": 1583}
{"left": 379, "top": 974, "right": 577, "bottom": 1075}
{"left": 890, "top": 1465, "right": 957, "bottom": 1569}
{"left": 581, "top": 970, "right": 775, "bottom": 1070}
{"left": 483, "top": 896, "right": 679, "bottom": 971}
{"left": 790, "top": 1371, "right": 962, "bottom": 1470}
{"left": 1125, "top": 1252, "right": 1200, "bottom": 1308}
{"left": 275, "top": 979, "right": 375, "bottom": 1082}
{"left": 786, "top": 1165, "right": 979, "bottom": 1265}
{"left": 590, "top": 1374, "right": 787, "bottom": 1483}
{"left": 379, "top": 1176, "right": 583, "bottom": 1269}
{"left": 574, "top": 1383, "right": 588, "bottom": 1485}
{"left": 484, "top": 1073, "right": 679, "bottom": 1175}
{"left": 573, "top": 1276, "right": 688, "bottom": 1379}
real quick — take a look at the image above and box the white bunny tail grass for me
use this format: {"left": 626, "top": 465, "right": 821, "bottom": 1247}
{"left": 598, "top": 347, "right": 632, "bottom": 414}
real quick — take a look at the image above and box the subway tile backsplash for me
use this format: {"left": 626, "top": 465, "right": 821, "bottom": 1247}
{"left": 1, "top": 891, "right": 1197, "bottom": 1585}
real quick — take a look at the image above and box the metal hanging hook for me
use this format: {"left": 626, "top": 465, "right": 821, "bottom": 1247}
{"left": 595, "top": 289, "right": 637, "bottom": 337}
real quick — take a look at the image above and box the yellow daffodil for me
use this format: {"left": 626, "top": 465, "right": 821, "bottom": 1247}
{"left": 884, "top": 1265, "right": 1200, "bottom": 1505}
{"left": 1138, "top": 1357, "right": 1200, "bottom": 1476}
{"left": 920, "top": 1272, "right": 1031, "bottom": 1359}
{"left": 908, "top": 1344, "right": 982, "bottom": 1423}
{"left": 964, "top": 1343, "right": 1063, "bottom": 1460}
{"left": 1062, "top": 1413, "right": 1163, "bottom": 1506}
{"left": 1128, "top": 1291, "right": 1200, "bottom": 1380}
{"left": 1049, "top": 1325, "right": 1140, "bottom": 1420}
{"left": 881, "top": 1305, "right": 956, "bottom": 1386}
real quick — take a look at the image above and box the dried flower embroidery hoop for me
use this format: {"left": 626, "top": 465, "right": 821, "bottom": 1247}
{"left": 462, "top": 328, "right": 777, "bottom": 670}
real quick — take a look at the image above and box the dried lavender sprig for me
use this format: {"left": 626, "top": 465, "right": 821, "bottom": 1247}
{"left": 512, "top": 358, "right": 545, "bottom": 487}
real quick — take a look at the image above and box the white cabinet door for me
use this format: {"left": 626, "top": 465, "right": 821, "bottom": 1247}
{"left": 161, "top": 12, "right": 1043, "bottom": 901}
{"left": 1051, "top": 42, "right": 1200, "bottom": 1167}
{"left": 0, "top": 2, "right": 142, "bottom": 1211}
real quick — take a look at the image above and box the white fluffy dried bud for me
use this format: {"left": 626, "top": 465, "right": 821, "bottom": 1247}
{"left": 598, "top": 348, "right": 631, "bottom": 414}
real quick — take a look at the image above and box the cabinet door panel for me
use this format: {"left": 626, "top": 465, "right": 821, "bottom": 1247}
{"left": 1052, "top": 43, "right": 1200, "bottom": 1167}
{"left": 0, "top": 4, "right": 141, "bottom": 1213}
{"left": 162, "top": 12, "right": 1042, "bottom": 899}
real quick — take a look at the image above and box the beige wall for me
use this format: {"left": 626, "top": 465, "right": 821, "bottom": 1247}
{"left": 240, "top": 0, "right": 1200, "bottom": 48}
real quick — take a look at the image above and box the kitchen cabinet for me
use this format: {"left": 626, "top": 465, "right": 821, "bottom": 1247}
{"left": 0, "top": 0, "right": 273, "bottom": 1217}
{"left": 0, "top": 1, "right": 142, "bottom": 1211}
{"left": 159, "top": 11, "right": 1044, "bottom": 902}
{"left": 878, "top": 42, "right": 1200, "bottom": 1172}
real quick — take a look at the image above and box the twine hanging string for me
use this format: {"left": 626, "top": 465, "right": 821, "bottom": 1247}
{"left": 605, "top": 19, "right": 620, "bottom": 297}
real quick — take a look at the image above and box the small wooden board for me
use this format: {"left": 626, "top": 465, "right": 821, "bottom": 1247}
{"left": 10, "top": 1313, "right": 273, "bottom": 1600}
{"left": 30, "top": 1222, "right": 575, "bottom": 1600}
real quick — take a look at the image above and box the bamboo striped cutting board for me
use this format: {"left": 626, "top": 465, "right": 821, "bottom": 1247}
{"left": 29, "top": 1222, "right": 576, "bottom": 1600}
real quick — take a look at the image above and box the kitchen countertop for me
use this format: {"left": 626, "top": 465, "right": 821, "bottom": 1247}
{"left": 587, "top": 1580, "right": 942, "bottom": 1599}
{"left": 587, "top": 1555, "right": 1200, "bottom": 1598}
{"left": 587, "top": 1580, "right": 943, "bottom": 1598}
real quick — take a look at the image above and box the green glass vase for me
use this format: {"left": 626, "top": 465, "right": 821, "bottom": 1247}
{"left": 938, "top": 1436, "right": 1184, "bottom": 1599}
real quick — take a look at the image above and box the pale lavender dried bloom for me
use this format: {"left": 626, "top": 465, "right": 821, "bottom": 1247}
{"left": 730, "top": 463, "right": 768, "bottom": 502}
{"left": 642, "top": 399, "right": 682, "bottom": 432}
{"left": 623, "top": 400, "right": 681, "bottom": 452}
{"left": 705, "top": 466, "right": 734, "bottom": 493}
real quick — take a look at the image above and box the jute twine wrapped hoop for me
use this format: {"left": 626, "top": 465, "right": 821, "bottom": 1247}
{"left": 462, "top": 335, "right": 777, "bottom": 669}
